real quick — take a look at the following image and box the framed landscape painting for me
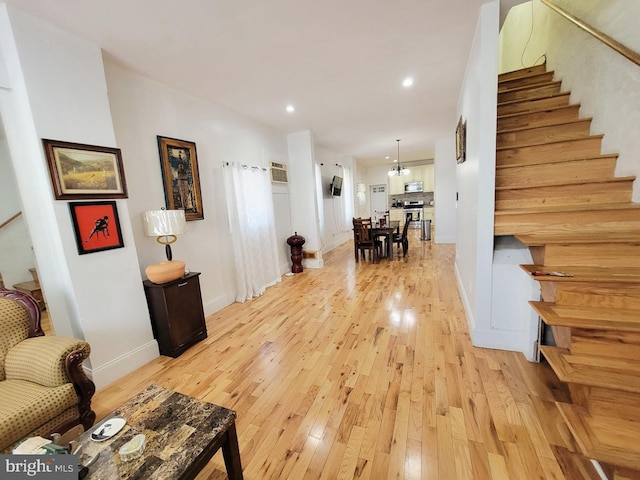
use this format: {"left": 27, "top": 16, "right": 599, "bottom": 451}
{"left": 69, "top": 201, "right": 124, "bottom": 255}
{"left": 156, "top": 136, "right": 204, "bottom": 221}
{"left": 43, "top": 139, "right": 128, "bottom": 200}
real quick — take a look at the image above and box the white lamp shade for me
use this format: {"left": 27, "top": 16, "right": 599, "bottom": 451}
{"left": 143, "top": 210, "right": 186, "bottom": 237}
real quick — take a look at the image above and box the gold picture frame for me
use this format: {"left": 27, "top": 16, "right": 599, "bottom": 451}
{"left": 156, "top": 136, "right": 204, "bottom": 221}
{"left": 43, "top": 139, "right": 128, "bottom": 200}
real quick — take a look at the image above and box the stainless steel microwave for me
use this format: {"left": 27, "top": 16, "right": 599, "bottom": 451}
{"left": 404, "top": 181, "right": 423, "bottom": 193}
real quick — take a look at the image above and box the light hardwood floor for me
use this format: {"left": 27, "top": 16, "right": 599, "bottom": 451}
{"left": 90, "top": 230, "right": 600, "bottom": 479}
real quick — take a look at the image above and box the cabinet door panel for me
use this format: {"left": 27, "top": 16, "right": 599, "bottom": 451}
{"left": 164, "top": 279, "right": 206, "bottom": 348}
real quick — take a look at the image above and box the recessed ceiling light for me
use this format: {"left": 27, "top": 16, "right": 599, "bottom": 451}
{"left": 402, "top": 77, "right": 414, "bottom": 88}
{"left": 286, "top": 104, "right": 295, "bottom": 113}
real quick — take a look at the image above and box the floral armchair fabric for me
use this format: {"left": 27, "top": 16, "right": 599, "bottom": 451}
{"left": 0, "top": 289, "right": 96, "bottom": 452}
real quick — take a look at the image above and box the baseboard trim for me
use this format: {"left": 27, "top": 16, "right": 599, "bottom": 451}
{"left": 86, "top": 340, "right": 159, "bottom": 390}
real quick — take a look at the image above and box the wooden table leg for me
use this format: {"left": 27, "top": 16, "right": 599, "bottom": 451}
{"left": 222, "top": 422, "right": 244, "bottom": 480}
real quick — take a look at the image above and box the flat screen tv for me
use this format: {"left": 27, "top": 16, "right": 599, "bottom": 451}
{"left": 330, "top": 175, "right": 343, "bottom": 196}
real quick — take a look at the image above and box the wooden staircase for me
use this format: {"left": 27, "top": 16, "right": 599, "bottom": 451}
{"left": 495, "top": 65, "right": 640, "bottom": 478}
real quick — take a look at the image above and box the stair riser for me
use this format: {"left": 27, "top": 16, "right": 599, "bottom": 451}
{"left": 498, "top": 83, "right": 562, "bottom": 103}
{"left": 541, "top": 243, "right": 640, "bottom": 268}
{"left": 588, "top": 387, "right": 640, "bottom": 423}
{"left": 497, "top": 137, "right": 605, "bottom": 167}
{"left": 496, "top": 158, "right": 617, "bottom": 189}
{"left": 496, "top": 120, "right": 592, "bottom": 148}
{"left": 495, "top": 208, "right": 640, "bottom": 236}
{"left": 555, "top": 283, "right": 640, "bottom": 310}
{"left": 496, "top": 180, "right": 633, "bottom": 210}
{"left": 498, "top": 72, "right": 555, "bottom": 92}
{"left": 571, "top": 329, "right": 640, "bottom": 362}
{"left": 498, "top": 94, "right": 570, "bottom": 116}
{"left": 498, "top": 64, "right": 548, "bottom": 83}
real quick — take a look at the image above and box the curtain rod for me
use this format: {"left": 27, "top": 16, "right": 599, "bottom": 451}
{"left": 222, "top": 161, "right": 267, "bottom": 172}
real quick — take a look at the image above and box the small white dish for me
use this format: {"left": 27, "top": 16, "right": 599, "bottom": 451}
{"left": 119, "top": 434, "right": 146, "bottom": 462}
{"left": 90, "top": 417, "right": 126, "bottom": 442}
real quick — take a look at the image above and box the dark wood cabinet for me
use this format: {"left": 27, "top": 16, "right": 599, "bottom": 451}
{"left": 143, "top": 272, "right": 207, "bottom": 358}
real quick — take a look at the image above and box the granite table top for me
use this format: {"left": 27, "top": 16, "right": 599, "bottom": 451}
{"left": 78, "top": 384, "right": 237, "bottom": 479}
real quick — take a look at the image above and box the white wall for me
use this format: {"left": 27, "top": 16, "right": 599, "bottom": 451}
{"left": 104, "top": 60, "right": 291, "bottom": 311}
{"left": 288, "top": 131, "right": 323, "bottom": 269}
{"left": 0, "top": 4, "right": 157, "bottom": 388}
{"left": 455, "top": 0, "right": 502, "bottom": 350}
{"left": 500, "top": 0, "right": 640, "bottom": 202}
{"left": 434, "top": 136, "right": 457, "bottom": 244}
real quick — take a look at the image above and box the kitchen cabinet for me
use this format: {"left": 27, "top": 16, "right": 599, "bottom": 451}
{"left": 389, "top": 208, "right": 405, "bottom": 225}
{"left": 389, "top": 175, "right": 404, "bottom": 195}
{"left": 422, "top": 165, "right": 435, "bottom": 192}
{"left": 143, "top": 272, "right": 207, "bottom": 358}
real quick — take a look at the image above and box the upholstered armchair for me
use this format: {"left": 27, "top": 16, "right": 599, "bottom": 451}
{"left": 0, "top": 289, "right": 96, "bottom": 452}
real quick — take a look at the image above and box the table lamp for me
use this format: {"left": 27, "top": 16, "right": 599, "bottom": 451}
{"left": 143, "top": 209, "right": 186, "bottom": 283}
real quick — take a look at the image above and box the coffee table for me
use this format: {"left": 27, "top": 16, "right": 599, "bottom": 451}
{"left": 77, "top": 384, "right": 243, "bottom": 479}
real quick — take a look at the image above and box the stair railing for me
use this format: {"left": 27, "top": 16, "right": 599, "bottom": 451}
{"left": 0, "top": 211, "right": 22, "bottom": 231}
{"left": 541, "top": 0, "right": 640, "bottom": 67}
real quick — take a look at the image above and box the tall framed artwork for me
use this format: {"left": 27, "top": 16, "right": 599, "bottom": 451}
{"left": 43, "top": 139, "right": 128, "bottom": 200}
{"left": 455, "top": 116, "right": 466, "bottom": 164}
{"left": 156, "top": 136, "right": 204, "bottom": 221}
{"left": 69, "top": 201, "right": 124, "bottom": 255}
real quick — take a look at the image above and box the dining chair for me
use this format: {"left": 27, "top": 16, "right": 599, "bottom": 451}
{"left": 353, "top": 218, "right": 380, "bottom": 262}
{"left": 392, "top": 213, "right": 412, "bottom": 256}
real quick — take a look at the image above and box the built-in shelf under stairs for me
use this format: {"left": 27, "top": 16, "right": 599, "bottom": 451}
{"left": 495, "top": 64, "right": 640, "bottom": 479}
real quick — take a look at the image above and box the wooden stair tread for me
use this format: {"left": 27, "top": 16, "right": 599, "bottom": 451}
{"left": 515, "top": 231, "right": 640, "bottom": 245}
{"left": 498, "top": 79, "right": 561, "bottom": 93}
{"left": 497, "top": 118, "right": 591, "bottom": 137}
{"left": 13, "top": 280, "right": 41, "bottom": 291}
{"left": 530, "top": 301, "right": 640, "bottom": 332}
{"left": 497, "top": 103, "right": 580, "bottom": 121}
{"left": 498, "top": 91, "right": 569, "bottom": 108}
{"left": 556, "top": 403, "right": 640, "bottom": 470}
{"left": 496, "top": 134, "right": 604, "bottom": 151}
{"left": 541, "top": 346, "right": 640, "bottom": 393}
{"left": 521, "top": 264, "right": 640, "bottom": 283}
{"left": 498, "top": 65, "right": 549, "bottom": 82}
{"left": 495, "top": 175, "right": 634, "bottom": 190}
{"left": 496, "top": 202, "right": 640, "bottom": 215}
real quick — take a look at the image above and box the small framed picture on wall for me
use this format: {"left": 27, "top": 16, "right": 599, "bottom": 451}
{"left": 69, "top": 201, "right": 124, "bottom": 255}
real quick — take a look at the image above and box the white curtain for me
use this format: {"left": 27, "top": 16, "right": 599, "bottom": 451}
{"left": 342, "top": 165, "right": 354, "bottom": 227}
{"left": 223, "top": 162, "right": 281, "bottom": 303}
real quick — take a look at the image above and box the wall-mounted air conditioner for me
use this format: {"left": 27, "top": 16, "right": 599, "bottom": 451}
{"left": 270, "top": 161, "right": 288, "bottom": 184}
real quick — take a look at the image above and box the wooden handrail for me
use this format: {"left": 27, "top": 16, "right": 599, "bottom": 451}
{"left": 541, "top": 0, "right": 640, "bottom": 67}
{"left": 0, "top": 211, "right": 22, "bottom": 231}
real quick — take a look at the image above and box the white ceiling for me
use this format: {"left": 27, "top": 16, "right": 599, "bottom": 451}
{"left": 4, "top": 0, "right": 519, "bottom": 167}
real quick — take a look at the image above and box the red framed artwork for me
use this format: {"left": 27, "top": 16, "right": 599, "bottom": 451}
{"left": 69, "top": 201, "right": 124, "bottom": 255}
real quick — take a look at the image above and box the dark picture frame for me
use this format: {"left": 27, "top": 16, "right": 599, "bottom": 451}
{"left": 156, "top": 136, "right": 204, "bottom": 221}
{"left": 69, "top": 201, "right": 124, "bottom": 255}
{"left": 455, "top": 116, "right": 466, "bottom": 164}
{"left": 43, "top": 139, "right": 128, "bottom": 200}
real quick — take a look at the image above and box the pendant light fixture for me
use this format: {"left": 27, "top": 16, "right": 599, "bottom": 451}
{"left": 388, "top": 139, "right": 410, "bottom": 177}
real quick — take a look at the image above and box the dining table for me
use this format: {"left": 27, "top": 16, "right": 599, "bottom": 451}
{"left": 353, "top": 220, "right": 400, "bottom": 260}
